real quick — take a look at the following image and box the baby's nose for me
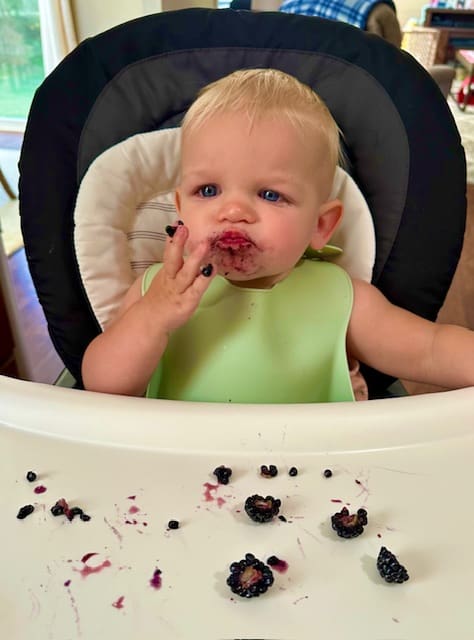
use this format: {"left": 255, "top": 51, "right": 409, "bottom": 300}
{"left": 218, "top": 198, "right": 256, "bottom": 223}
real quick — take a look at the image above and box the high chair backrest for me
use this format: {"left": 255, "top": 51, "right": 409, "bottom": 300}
{"left": 18, "top": 9, "right": 466, "bottom": 394}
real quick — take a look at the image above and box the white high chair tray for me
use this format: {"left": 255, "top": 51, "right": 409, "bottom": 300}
{"left": 0, "top": 375, "right": 473, "bottom": 640}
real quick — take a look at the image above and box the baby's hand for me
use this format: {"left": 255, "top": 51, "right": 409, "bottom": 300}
{"left": 143, "top": 223, "right": 214, "bottom": 334}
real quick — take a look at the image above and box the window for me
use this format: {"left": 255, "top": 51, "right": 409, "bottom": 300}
{"left": 0, "top": 0, "right": 44, "bottom": 124}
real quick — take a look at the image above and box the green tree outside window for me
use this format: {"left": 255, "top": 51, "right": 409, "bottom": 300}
{"left": 0, "top": 0, "right": 44, "bottom": 120}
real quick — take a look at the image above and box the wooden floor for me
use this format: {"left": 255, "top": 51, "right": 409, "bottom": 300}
{"left": 3, "top": 178, "right": 474, "bottom": 392}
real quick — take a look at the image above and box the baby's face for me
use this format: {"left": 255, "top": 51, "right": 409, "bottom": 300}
{"left": 176, "top": 111, "right": 333, "bottom": 288}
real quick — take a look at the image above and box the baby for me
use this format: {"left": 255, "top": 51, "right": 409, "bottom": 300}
{"left": 82, "top": 68, "right": 474, "bottom": 401}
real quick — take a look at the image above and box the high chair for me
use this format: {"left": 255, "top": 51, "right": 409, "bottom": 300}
{"left": 18, "top": 8, "right": 466, "bottom": 397}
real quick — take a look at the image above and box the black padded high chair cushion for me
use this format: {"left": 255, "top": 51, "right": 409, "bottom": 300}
{"left": 19, "top": 8, "right": 466, "bottom": 393}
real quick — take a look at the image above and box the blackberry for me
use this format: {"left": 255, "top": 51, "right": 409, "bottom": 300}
{"left": 168, "top": 519, "right": 180, "bottom": 530}
{"left": 50, "top": 502, "right": 64, "bottom": 516}
{"left": 17, "top": 504, "right": 34, "bottom": 519}
{"left": 323, "top": 469, "right": 333, "bottom": 478}
{"left": 26, "top": 471, "right": 37, "bottom": 482}
{"left": 260, "top": 465, "right": 278, "bottom": 478}
{"left": 288, "top": 467, "right": 298, "bottom": 477}
{"left": 226, "top": 553, "right": 274, "bottom": 598}
{"left": 50, "top": 498, "right": 87, "bottom": 522}
{"left": 331, "top": 506, "right": 368, "bottom": 538}
{"left": 213, "top": 465, "right": 232, "bottom": 485}
{"left": 201, "top": 264, "right": 213, "bottom": 277}
{"left": 377, "top": 547, "right": 409, "bottom": 583}
{"left": 244, "top": 494, "right": 281, "bottom": 523}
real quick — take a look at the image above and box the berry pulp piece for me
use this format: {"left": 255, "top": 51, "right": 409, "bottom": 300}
{"left": 26, "top": 471, "right": 37, "bottom": 482}
{"left": 213, "top": 465, "right": 232, "bottom": 484}
{"left": 323, "top": 469, "right": 333, "bottom": 478}
{"left": 168, "top": 519, "right": 180, "bottom": 529}
{"left": 17, "top": 504, "right": 35, "bottom": 519}
{"left": 288, "top": 467, "right": 298, "bottom": 477}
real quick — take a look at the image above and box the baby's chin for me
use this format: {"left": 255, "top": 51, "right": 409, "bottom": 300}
{"left": 211, "top": 248, "right": 259, "bottom": 277}
{"left": 219, "top": 266, "right": 288, "bottom": 290}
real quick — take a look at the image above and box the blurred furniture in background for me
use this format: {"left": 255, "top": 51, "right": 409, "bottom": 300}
{"left": 455, "top": 48, "right": 474, "bottom": 110}
{"left": 402, "top": 26, "right": 455, "bottom": 98}
{"left": 279, "top": 0, "right": 402, "bottom": 46}
{"left": 424, "top": 7, "right": 474, "bottom": 63}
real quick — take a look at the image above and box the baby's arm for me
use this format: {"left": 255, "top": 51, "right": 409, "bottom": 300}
{"left": 347, "top": 279, "right": 474, "bottom": 389}
{"left": 81, "top": 224, "right": 214, "bottom": 396}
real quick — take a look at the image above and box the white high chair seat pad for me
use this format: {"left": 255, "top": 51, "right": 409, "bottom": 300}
{"left": 74, "top": 128, "right": 375, "bottom": 330}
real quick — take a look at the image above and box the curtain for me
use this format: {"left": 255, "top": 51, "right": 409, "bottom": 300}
{"left": 38, "top": 0, "right": 78, "bottom": 75}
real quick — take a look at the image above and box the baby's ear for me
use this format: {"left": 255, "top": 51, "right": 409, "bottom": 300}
{"left": 309, "top": 200, "right": 343, "bottom": 250}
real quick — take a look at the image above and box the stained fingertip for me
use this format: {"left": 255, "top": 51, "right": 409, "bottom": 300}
{"left": 200, "top": 264, "right": 213, "bottom": 277}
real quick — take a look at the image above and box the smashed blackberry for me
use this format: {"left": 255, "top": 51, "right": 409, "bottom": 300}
{"left": 168, "top": 519, "right": 180, "bottom": 530}
{"left": 331, "top": 506, "right": 368, "bottom": 538}
{"left": 260, "top": 465, "right": 278, "bottom": 478}
{"left": 226, "top": 553, "right": 274, "bottom": 598}
{"left": 244, "top": 494, "right": 281, "bottom": 523}
{"left": 26, "top": 471, "right": 37, "bottom": 482}
{"left": 288, "top": 467, "right": 298, "bottom": 477}
{"left": 323, "top": 469, "right": 333, "bottom": 478}
{"left": 377, "top": 547, "right": 409, "bottom": 583}
{"left": 50, "top": 502, "right": 64, "bottom": 516}
{"left": 50, "top": 498, "right": 89, "bottom": 522}
{"left": 213, "top": 465, "right": 232, "bottom": 485}
{"left": 17, "top": 504, "right": 34, "bottom": 519}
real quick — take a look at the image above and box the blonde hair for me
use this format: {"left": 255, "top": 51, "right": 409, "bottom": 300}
{"left": 181, "top": 68, "right": 342, "bottom": 174}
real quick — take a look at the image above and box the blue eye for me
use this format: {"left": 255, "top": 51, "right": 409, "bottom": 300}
{"left": 198, "top": 184, "right": 218, "bottom": 197}
{"left": 260, "top": 189, "right": 281, "bottom": 202}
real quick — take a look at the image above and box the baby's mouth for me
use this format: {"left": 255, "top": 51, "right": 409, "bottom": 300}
{"left": 212, "top": 230, "right": 255, "bottom": 251}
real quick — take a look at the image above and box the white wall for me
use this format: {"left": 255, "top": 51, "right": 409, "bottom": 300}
{"left": 396, "top": 0, "right": 426, "bottom": 30}
{"left": 72, "top": 0, "right": 156, "bottom": 40}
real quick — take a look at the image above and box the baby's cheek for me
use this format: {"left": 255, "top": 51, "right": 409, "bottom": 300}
{"left": 184, "top": 236, "right": 199, "bottom": 256}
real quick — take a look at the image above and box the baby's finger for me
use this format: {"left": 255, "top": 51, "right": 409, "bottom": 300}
{"left": 163, "top": 223, "right": 187, "bottom": 278}
{"left": 174, "top": 239, "right": 211, "bottom": 289}
{"left": 186, "top": 261, "right": 216, "bottom": 302}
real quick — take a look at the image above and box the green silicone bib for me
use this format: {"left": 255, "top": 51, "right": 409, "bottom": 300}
{"left": 143, "top": 260, "right": 354, "bottom": 403}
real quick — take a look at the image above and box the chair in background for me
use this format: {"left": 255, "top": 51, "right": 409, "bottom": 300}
{"left": 402, "top": 26, "right": 455, "bottom": 99}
